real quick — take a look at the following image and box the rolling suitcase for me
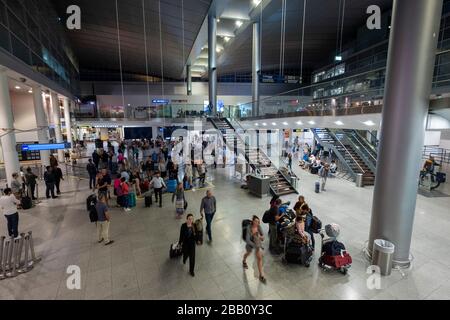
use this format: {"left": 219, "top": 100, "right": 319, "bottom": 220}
{"left": 169, "top": 243, "right": 182, "bottom": 259}
{"left": 315, "top": 181, "right": 320, "bottom": 193}
{"left": 128, "top": 192, "right": 136, "bottom": 208}
{"left": 145, "top": 195, "right": 152, "bottom": 207}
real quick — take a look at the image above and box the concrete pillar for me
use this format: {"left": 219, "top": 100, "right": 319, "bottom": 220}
{"left": 368, "top": 0, "right": 443, "bottom": 267}
{"left": 63, "top": 98, "right": 73, "bottom": 148}
{"left": 0, "top": 67, "right": 20, "bottom": 186}
{"left": 32, "top": 85, "right": 50, "bottom": 167}
{"left": 208, "top": 14, "right": 217, "bottom": 115}
{"left": 50, "top": 92, "right": 64, "bottom": 163}
{"left": 252, "top": 22, "right": 261, "bottom": 117}
{"left": 187, "top": 65, "right": 192, "bottom": 96}
{"left": 152, "top": 127, "right": 158, "bottom": 140}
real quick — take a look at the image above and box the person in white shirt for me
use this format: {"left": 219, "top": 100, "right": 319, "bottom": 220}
{"left": 0, "top": 188, "right": 21, "bottom": 238}
{"left": 150, "top": 171, "right": 166, "bottom": 207}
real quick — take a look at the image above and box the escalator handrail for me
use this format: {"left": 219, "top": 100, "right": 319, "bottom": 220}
{"left": 327, "top": 130, "right": 366, "bottom": 174}
{"left": 351, "top": 130, "right": 378, "bottom": 160}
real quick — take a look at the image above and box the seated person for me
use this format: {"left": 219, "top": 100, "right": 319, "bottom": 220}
{"left": 310, "top": 158, "right": 322, "bottom": 174}
{"left": 304, "top": 154, "right": 315, "bottom": 169}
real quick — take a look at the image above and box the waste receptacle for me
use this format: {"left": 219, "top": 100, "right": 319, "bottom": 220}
{"left": 372, "top": 239, "right": 395, "bottom": 276}
{"left": 355, "top": 173, "right": 363, "bottom": 187}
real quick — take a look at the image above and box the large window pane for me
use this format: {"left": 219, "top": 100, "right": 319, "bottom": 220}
{"left": 0, "top": 24, "right": 10, "bottom": 51}
{"left": 11, "top": 34, "right": 30, "bottom": 64}
{"left": 6, "top": 0, "right": 25, "bottom": 22}
{"left": 8, "top": 10, "right": 27, "bottom": 40}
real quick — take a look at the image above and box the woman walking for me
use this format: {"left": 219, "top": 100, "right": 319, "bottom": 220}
{"left": 179, "top": 214, "right": 197, "bottom": 277}
{"left": 172, "top": 182, "right": 186, "bottom": 219}
{"left": 242, "top": 215, "right": 266, "bottom": 283}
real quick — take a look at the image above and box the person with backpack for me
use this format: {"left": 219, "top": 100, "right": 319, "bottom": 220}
{"left": 178, "top": 213, "right": 197, "bottom": 277}
{"left": 24, "top": 167, "right": 38, "bottom": 200}
{"left": 263, "top": 198, "right": 282, "bottom": 254}
{"left": 95, "top": 193, "right": 114, "bottom": 246}
{"left": 242, "top": 215, "right": 266, "bottom": 283}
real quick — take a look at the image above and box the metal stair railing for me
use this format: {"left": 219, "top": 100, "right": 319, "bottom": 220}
{"left": 327, "top": 130, "right": 367, "bottom": 174}
{"left": 312, "top": 128, "right": 361, "bottom": 181}
{"left": 351, "top": 130, "right": 378, "bottom": 159}
{"left": 336, "top": 130, "right": 377, "bottom": 174}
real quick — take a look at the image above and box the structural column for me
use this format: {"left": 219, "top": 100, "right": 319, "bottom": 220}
{"left": 252, "top": 22, "right": 261, "bottom": 117}
{"left": 208, "top": 14, "right": 217, "bottom": 115}
{"left": 32, "top": 85, "right": 50, "bottom": 167}
{"left": 187, "top": 65, "right": 192, "bottom": 96}
{"left": 63, "top": 98, "right": 73, "bottom": 149}
{"left": 368, "top": 0, "right": 443, "bottom": 267}
{"left": 51, "top": 92, "right": 65, "bottom": 163}
{"left": 0, "top": 67, "right": 20, "bottom": 186}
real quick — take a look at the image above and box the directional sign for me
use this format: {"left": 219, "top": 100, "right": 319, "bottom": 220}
{"left": 21, "top": 143, "right": 71, "bottom": 152}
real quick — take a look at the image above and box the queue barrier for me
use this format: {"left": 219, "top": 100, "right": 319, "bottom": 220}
{"left": 0, "top": 231, "right": 41, "bottom": 280}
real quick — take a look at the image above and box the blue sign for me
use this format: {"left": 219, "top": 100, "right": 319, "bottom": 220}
{"left": 21, "top": 143, "right": 71, "bottom": 151}
{"left": 152, "top": 99, "right": 170, "bottom": 105}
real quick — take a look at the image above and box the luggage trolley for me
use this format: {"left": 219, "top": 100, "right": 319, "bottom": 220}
{"left": 280, "top": 214, "right": 313, "bottom": 267}
{"left": 318, "top": 225, "right": 352, "bottom": 275}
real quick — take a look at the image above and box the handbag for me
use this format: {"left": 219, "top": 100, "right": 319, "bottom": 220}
{"left": 184, "top": 200, "right": 188, "bottom": 210}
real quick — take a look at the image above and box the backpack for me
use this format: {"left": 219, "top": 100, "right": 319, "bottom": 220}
{"left": 310, "top": 216, "right": 322, "bottom": 233}
{"left": 262, "top": 210, "right": 271, "bottom": 224}
{"left": 89, "top": 206, "right": 98, "bottom": 223}
{"left": 115, "top": 184, "right": 123, "bottom": 197}
{"left": 152, "top": 152, "right": 158, "bottom": 162}
{"left": 242, "top": 219, "right": 252, "bottom": 241}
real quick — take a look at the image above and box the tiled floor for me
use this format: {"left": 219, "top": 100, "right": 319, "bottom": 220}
{"left": 1, "top": 162, "right": 449, "bottom": 300}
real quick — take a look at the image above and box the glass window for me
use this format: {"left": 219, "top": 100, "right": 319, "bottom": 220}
{"left": 27, "top": 13, "right": 39, "bottom": 38}
{"left": 28, "top": 32, "right": 40, "bottom": 55}
{"left": 8, "top": 10, "right": 27, "bottom": 40}
{"left": 0, "top": 24, "right": 10, "bottom": 51}
{"left": 6, "top": 0, "right": 25, "bottom": 22}
{"left": 0, "top": 1, "right": 7, "bottom": 26}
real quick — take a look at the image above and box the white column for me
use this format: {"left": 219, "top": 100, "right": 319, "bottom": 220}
{"left": 51, "top": 92, "right": 64, "bottom": 162}
{"left": 63, "top": 98, "right": 73, "bottom": 148}
{"left": 32, "top": 85, "right": 50, "bottom": 167}
{"left": 0, "top": 67, "right": 20, "bottom": 186}
{"left": 152, "top": 126, "right": 158, "bottom": 140}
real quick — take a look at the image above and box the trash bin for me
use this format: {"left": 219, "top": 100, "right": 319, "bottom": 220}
{"left": 372, "top": 239, "right": 395, "bottom": 276}
{"left": 355, "top": 173, "right": 364, "bottom": 187}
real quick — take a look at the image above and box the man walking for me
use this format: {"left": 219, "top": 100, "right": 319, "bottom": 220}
{"left": 150, "top": 171, "right": 166, "bottom": 208}
{"left": 86, "top": 159, "right": 98, "bottom": 190}
{"left": 200, "top": 190, "right": 216, "bottom": 243}
{"left": 24, "top": 167, "right": 38, "bottom": 200}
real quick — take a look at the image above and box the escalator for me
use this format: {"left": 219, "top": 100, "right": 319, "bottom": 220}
{"left": 313, "top": 128, "right": 375, "bottom": 186}
{"left": 342, "top": 129, "right": 378, "bottom": 170}
{"left": 209, "top": 118, "right": 297, "bottom": 196}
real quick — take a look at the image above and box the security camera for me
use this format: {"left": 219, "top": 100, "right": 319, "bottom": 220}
{"left": 19, "top": 77, "right": 27, "bottom": 83}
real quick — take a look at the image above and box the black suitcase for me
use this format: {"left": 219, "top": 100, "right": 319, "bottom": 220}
{"left": 21, "top": 196, "right": 32, "bottom": 210}
{"left": 285, "top": 242, "right": 312, "bottom": 266}
{"left": 315, "top": 181, "right": 320, "bottom": 193}
{"left": 145, "top": 196, "right": 152, "bottom": 207}
{"left": 169, "top": 243, "right": 182, "bottom": 259}
{"left": 86, "top": 194, "right": 97, "bottom": 212}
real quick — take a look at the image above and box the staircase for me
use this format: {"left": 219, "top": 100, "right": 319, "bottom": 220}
{"left": 342, "top": 129, "right": 377, "bottom": 169}
{"left": 209, "top": 118, "right": 297, "bottom": 196}
{"left": 313, "top": 128, "right": 375, "bottom": 186}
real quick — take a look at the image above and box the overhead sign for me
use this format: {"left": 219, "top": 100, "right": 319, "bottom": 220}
{"left": 152, "top": 99, "right": 170, "bottom": 105}
{"left": 21, "top": 143, "right": 71, "bottom": 151}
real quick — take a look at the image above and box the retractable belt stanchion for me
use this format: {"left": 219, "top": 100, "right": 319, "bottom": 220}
{"left": 6, "top": 237, "right": 14, "bottom": 271}
{"left": 16, "top": 233, "right": 25, "bottom": 270}
{"left": 28, "top": 231, "right": 41, "bottom": 265}
{"left": 19, "top": 233, "right": 31, "bottom": 273}
{"left": 7, "top": 237, "right": 20, "bottom": 278}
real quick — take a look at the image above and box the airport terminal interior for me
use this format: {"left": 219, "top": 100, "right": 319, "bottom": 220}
{"left": 0, "top": 0, "right": 450, "bottom": 301}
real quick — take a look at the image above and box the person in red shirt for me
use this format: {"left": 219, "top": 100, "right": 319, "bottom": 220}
{"left": 120, "top": 177, "right": 131, "bottom": 212}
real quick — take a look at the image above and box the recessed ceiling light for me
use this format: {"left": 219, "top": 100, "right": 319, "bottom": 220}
{"left": 282, "top": 122, "right": 288, "bottom": 125}
{"left": 308, "top": 120, "right": 315, "bottom": 125}
{"left": 335, "top": 55, "right": 342, "bottom": 61}
{"left": 235, "top": 20, "right": 243, "bottom": 28}
{"left": 28, "top": 89, "right": 33, "bottom": 93}
{"left": 363, "top": 120, "right": 375, "bottom": 126}
{"left": 335, "top": 120, "right": 344, "bottom": 126}
{"left": 272, "top": 122, "right": 277, "bottom": 126}
{"left": 253, "top": 0, "right": 262, "bottom": 5}
{"left": 224, "top": 36, "right": 230, "bottom": 42}
{"left": 15, "top": 86, "right": 21, "bottom": 90}
{"left": 255, "top": 123, "right": 259, "bottom": 126}
{"left": 262, "top": 122, "right": 267, "bottom": 126}
{"left": 296, "top": 121, "right": 303, "bottom": 125}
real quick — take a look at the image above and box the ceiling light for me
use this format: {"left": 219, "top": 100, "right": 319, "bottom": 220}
{"left": 253, "top": 0, "right": 262, "bottom": 5}
{"left": 363, "top": 120, "right": 375, "bottom": 126}
{"left": 216, "top": 18, "right": 220, "bottom": 22}
{"left": 335, "top": 56, "right": 342, "bottom": 61}
{"left": 335, "top": 120, "right": 344, "bottom": 126}
{"left": 224, "top": 36, "right": 230, "bottom": 42}
{"left": 15, "top": 86, "right": 21, "bottom": 90}
{"left": 296, "top": 121, "right": 303, "bottom": 125}
{"left": 235, "top": 20, "right": 243, "bottom": 28}
{"left": 255, "top": 123, "right": 259, "bottom": 126}
{"left": 262, "top": 122, "right": 267, "bottom": 126}
{"left": 282, "top": 122, "right": 288, "bottom": 125}
{"left": 28, "top": 89, "right": 33, "bottom": 93}
{"left": 271, "top": 122, "right": 277, "bottom": 126}
{"left": 216, "top": 47, "right": 222, "bottom": 53}
{"left": 308, "top": 120, "right": 315, "bottom": 125}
